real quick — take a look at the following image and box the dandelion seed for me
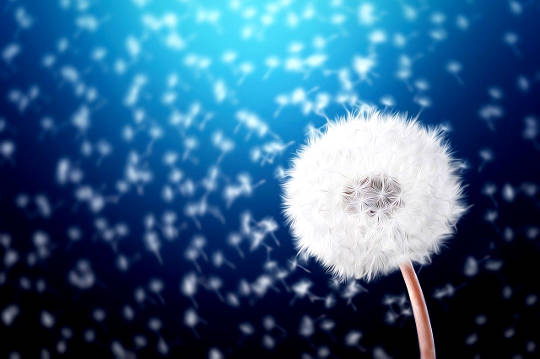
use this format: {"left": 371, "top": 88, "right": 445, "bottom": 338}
{"left": 358, "top": 3, "right": 377, "bottom": 26}
{"left": 264, "top": 56, "right": 280, "bottom": 79}
{"left": 184, "top": 308, "right": 205, "bottom": 338}
{"left": 0, "top": 140, "right": 15, "bottom": 163}
{"left": 299, "top": 316, "right": 314, "bottom": 337}
{"left": 227, "top": 232, "right": 244, "bottom": 258}
{"left": 2, "top": 305, "right": 19, "bottom": 326}
{"left": 353, "top": 55, "right": 376, "bottom": 82}
{"left": 464, "top": 257, "right": 479, "bottom": 277}
{"left": 68, "top": 259, "right": 95, "bottom": 289}
{"left": 239, "top": 322, "right": 255, "bottom": 336}
{"left": 456, "top": 15, "right": 469, "bottom": 30}
{"left": 503, "top": 32, "right": 520, "bottom": 56}
{"left": 482, "top": 182, "right": 498, "bottom": 207}
{"left": 148, "top": 278, "right": 165, "bottom": 303}
{"left": 144, "top": 232, "right": 162, "bottom": 264}
{"left": 478, "top": 148, "right": 494, "bottom": 172}
{"left": 446, "top": 60, "right": 464, "bottom": 85}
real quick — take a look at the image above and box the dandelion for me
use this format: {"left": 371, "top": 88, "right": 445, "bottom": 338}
{"left": 283, "top": 109, "right": 467, "bottom": 358}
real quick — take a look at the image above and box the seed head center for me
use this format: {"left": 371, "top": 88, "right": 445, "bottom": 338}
{"left": 343, "top": 174, "right": 403, "bottom": 220}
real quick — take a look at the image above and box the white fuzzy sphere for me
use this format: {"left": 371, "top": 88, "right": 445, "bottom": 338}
{"left": 282, "top": 109, "right": 467, "bottom": 281}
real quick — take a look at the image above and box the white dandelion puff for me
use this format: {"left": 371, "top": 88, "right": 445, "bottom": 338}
{"left": 283, "top": 109, "right": 467, "bottom": 280}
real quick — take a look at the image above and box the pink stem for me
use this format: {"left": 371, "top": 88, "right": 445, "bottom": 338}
{"left": 399, "top": 260, "right": 436, "bottom": 359}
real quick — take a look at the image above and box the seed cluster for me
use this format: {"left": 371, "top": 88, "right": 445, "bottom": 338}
{"left": 343, "top": 174, "right": 403, "bottom": 220}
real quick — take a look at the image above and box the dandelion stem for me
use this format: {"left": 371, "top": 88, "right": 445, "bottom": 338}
{"left": 400, "top": 260, "right": 436, "bottom": 359}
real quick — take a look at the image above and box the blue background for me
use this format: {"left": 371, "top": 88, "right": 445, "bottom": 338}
{"left": 0, "top": 0, "right": 539, "bottom": 358}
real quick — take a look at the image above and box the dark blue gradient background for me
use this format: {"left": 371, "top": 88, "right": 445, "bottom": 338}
{"left": 0, "top": 0, "right": 539, "bottom": 358}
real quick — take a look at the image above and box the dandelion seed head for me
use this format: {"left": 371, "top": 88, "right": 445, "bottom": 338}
{"left": 283, "top": 109, "right": 467, "bottom": 280}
